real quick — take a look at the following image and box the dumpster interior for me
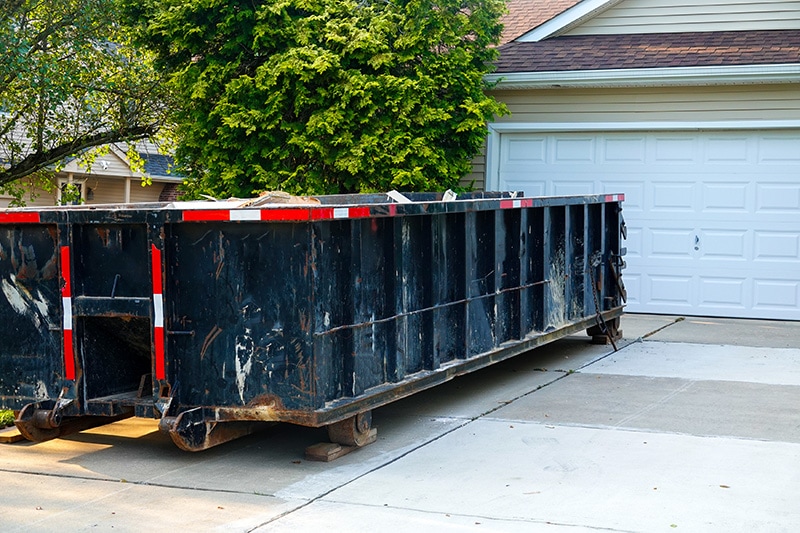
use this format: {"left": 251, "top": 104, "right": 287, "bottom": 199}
{"left": 80, "top": 316, "right": 152, "bottom": 405}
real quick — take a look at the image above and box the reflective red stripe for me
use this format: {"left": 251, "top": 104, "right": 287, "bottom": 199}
{"left": 151, "top": 244, "right": 163, "bottom": 294}
{"left": 60, "top": 246, "right": 72, "bottom": 297}
{"left": 348, "top": 207, "right": 371, "bottom": 218}
{"left": 183, "top": 209, "right": 230, "bottom": 221}
{"left": 263, "top": 208, "right": 314, "bottom": 221}
{"left": 62, "top": 329, "right": 75, "bottom": 380}
{"left": 59, "top": 246, "right": 75, "bottom": 380}
{"left": 0, "top": 212, "right": 40, "bottom": 223}
{"left": 154, "top": 328, "right": 165, "bottom": 380}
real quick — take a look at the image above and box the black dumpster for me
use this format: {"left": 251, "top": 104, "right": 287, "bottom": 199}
{"left": 0, "top": 191, "right": 625, "bottom": 450}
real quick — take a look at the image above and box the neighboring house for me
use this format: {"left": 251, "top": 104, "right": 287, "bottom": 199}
{"left": 479, "top": 0, "right": 800, "bottom": 320}
{"left": 0, "top": 143, "right": 182, "bottom": 208}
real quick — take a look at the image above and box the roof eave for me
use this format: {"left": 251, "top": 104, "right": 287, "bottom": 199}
{"left": 485, "top": 64, "right": 800, "bottom": 90}
{"left": 517, "top": 0, "right": 623, "bottom": 42}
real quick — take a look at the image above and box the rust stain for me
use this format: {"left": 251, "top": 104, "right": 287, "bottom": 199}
{"left": 95, "top": 227, "right": 112, "bottom": 247}
{"left": 213, "top": 232, "right": 226, "bottom": 280}
{"left": 246, "top": 393, "right": 285, "bottom": 410}
{"left": 298, "top": 310, "right": 310, "bottom": 333}
{"left": 200, "top": 325, "right": 223, "bottom": 360}
{"left": 14, "top": 243, "right": 39, "bottom": 281}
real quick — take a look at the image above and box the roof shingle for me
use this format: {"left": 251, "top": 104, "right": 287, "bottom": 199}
{"left": 500, "top": 0, "right": 581, "bottom": 45}
{"left": 494, "top": 30, "right": 800, "bottom": 73}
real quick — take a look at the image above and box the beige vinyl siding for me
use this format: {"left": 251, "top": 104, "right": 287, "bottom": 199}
{"left": 565, "top": 0, "right": 800, "bottom": 35}
{"left": 461, "top": 153, "right": 486, "bottom": 190}
{"left": 1, "top": 191, "right": 55, "bottom": 209}
{"left": 1, "top": 186, "right": 56, "bottom": 208}
{"left": 490, "top": 84, "right": 800, "bottom": 125}
{"left": 129, "top": 181, "right": 167, "bottom": 203}
{"left": 85, "top": 176, "right": 125, "bottom": 204}
{"left": 85, "top": 177, "right": 171, "bottom": 204}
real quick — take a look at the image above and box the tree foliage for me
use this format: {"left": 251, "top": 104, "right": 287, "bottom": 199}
{"left": 0, "top": 0, "right": 172, "bottom": 205}
{"left": 124, "top": 0, "right": 507, "bottom": 197}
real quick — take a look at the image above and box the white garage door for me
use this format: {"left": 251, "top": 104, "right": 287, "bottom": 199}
{"left": 496, "top": 131, "right": 800, "bottom": 320}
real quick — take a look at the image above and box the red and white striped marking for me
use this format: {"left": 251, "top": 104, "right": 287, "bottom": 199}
{"left": 604, "top": 194, "right": 625, "bottom": 203}
{"left": 500, "top": 199, "right": 534, "bottom": 209}
{"left": 151, "top": 244, "right": 166, "bottom": 380}
{"left": 183, "top": 206, "right": 374, "bottom": 222}
{"left": 59, "top": 246, "right": 76, "bottom": 381}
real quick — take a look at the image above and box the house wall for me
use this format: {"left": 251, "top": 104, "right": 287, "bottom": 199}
{"left": 1, "top": 176, "right": 173, "bottom": 208}
{"left": 86, "top": 176, "right": 126, "bottom": 204}
{"left": 82, "top": 177, "right": 167, "bottom": 204}
{"left": 462, "top": 153, "right": 487, "bottom": 191}
{"left": 0, "top": 189, "right": 56, "bottom": 208}
{"left": 129, "top": 181, "right": 166, "bottom": 203}
{"left": 490, "top": 84, "right": 800, "bottom": 125}
{"left": 566, "top": 0, "right": 800, "bottom": 35}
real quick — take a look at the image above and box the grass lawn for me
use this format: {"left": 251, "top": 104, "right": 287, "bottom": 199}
{"left": 1, "top": 409, "right": 14, "bottom": 428}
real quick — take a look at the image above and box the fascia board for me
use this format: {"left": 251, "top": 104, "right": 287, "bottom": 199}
{"left": 150, "top": 175, "right": 184, "bottom": 183}
{"left": 516, "top": 0, "right": 623, "bottom": 43}
{"left": 485, "top": 64, "right": 800, "bottom": 89}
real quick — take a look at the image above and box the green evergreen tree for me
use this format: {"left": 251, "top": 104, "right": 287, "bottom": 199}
{"left": 125, "top": 0, "right": 507, "bottom": 197}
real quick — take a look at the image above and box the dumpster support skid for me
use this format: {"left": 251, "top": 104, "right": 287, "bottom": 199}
{"left": 15, "top": 400, "right": 132, "bottom": 443}
{"left": 159, "top": 407, "right": 261, "bottom": 452}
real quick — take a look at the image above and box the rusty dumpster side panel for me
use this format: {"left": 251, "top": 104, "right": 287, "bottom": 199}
{"left": 0, "top": 192, "right": 626, "bottom": 449}
{"left": 0, "top": 220, "right": 63, "bottom": 410}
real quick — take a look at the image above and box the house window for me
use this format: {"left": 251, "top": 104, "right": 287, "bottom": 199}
{"left": 57, "top": 179, "right": 86, "bottom": 205}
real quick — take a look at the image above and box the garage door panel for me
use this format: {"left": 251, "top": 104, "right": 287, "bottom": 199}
{"left": 496, "top": 130, "right": 800, "bottom": 319}
{"left": 650, "top": 182, "right": 696, "bottom": 211}
{"left": 753, "top": 280, "right": 800, "bottom": 310}
{"left": 602, "top": 137, "right": 646, "bottom": 162}
{"left": 648, "top": 228, "right": 695, "bottom": 259}
{"left": 697, "top": 230, "right": 748, "bottom": 260}
{"left": 653, "top": 137, "right": 699, "bottom": 163}
{"left": 624, "top": 227, "right": 643, "bottom": 259}
{"left": 754, "top": 231, "right": 800, "bottom": 262}
{"left": 701, "top": 182, "right": 749, "bottom": 212}
{"left": 698, "top": 277, "right": 748, "bottom": 309}
{"left": 506, "top": 138, "right": 546, "bottom": 163}
{"left": 705, "top": 137, "right": 750, "bottom": 163}
{"left": 757, "top": 136, "right": 800, "bottom": 162}
{"left": 503, "top": 179, "right": 547, "bottom": 197}
{"left": 553, "top": 137, "right": 595, "bottom": 162}
{"left": 756, "top": 183, "right": 800, "bottom": 212}
{"left": 552, "top": 181, "right": 595, "bottom": 196}
{"left": 647, "top": 274, "right": 695, "bottom": 307}
{"left": 623, "top": 273, "right": 641, "bottom": 305}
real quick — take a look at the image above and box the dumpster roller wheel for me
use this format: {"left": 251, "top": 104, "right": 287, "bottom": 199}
{"left": 327, "top": 411, "right": 377, "bottom": 448}
{"left": 306, "top": 411, "right": 378, "bottom": 461}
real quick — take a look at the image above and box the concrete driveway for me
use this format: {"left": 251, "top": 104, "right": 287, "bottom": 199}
{"left": 1, "top": 314, "right": 799, "bottom": 532}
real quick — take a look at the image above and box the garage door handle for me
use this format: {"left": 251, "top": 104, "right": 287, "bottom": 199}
{"left": 694, "top": 235, "right": 700, "bottom": 250}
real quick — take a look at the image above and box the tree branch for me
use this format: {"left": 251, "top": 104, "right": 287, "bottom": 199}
{"left": 0, "top": 124, "right": 159, "bottom": 186}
